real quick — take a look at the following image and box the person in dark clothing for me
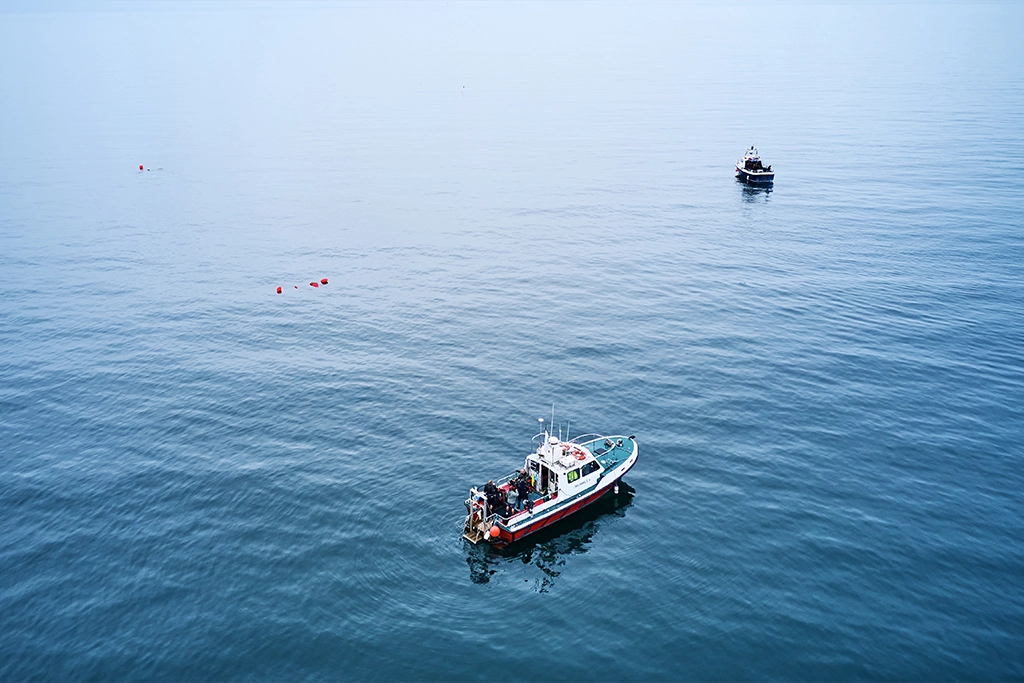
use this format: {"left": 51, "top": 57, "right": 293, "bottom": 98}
{"left": 483, "top": 479, "right": 498, "bottom": 511}
{"left": 516, "top": 478, "right": 530, "bottom": 510}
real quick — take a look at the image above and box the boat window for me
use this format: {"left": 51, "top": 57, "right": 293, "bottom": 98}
{"left": 566, "top": 468, "right": 580, "bottom": 483}
{"left": 582, "top": 461, "right": 601, "bottom": 476}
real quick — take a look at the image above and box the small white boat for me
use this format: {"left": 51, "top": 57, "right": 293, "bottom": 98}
{"left": 736, "top": 146, "right": 775, "bottom": 184}
{"left": 463, "top": 421, "right": 638, "bottom": 547}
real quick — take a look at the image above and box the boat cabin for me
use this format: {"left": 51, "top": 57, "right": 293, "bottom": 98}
{"left": 740, "top": 146, "right": 772, "bottom": 173}
{"left": 526, "top": 436, "right": 608, "bottom": 499}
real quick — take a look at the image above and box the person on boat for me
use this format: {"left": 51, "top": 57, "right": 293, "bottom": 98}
{"left": 483, "top": 480, "right": 498, "bottom": 510}
{"left": 516, "top": 478, "right": 530, "bottom": 510}
{"left": 494, "top": 486, "right": 511, "bottom": 516}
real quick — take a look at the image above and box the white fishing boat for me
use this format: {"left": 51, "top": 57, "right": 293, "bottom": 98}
{"left": 735, "top": 146, "right": 775, "bottom": 184}
{"left": 463, "top": 420, "right": 638, "bottom": 546}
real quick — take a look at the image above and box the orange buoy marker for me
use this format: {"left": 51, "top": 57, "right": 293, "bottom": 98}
{"left": 320, "top": 278, "right": 328, "bottom": 285}
{"left": 139, "top": 165, "right": 143, "bottom": 171}
{"left": 310, "top": 281, "right": 319, "bottom": 288}
{"left": 276, "top": 286, "right": 282, "bottom": 294}
{"left": 489, "top": 525, "right": 500, "bottom": 538}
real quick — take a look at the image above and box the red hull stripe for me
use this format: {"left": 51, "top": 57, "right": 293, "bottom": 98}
{"left": 498, "top": 482, "right": 613, "bottom": 544}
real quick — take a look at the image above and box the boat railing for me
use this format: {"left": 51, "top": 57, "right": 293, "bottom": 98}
{"left": 534, "top": 432, "right": 609, "bottom": 451}
{"left": 494, "top": 469, "right": 521, "bottom": 488}
{"left": 567, "top": 433, "right": 604, "bottom": 446}
{"left": 464, "top": 469, "right": 523, "bottom": 507}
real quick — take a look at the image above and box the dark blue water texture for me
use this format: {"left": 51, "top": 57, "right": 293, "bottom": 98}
{"left": 1, "top": 3, "right": 1023, "bottom": 681}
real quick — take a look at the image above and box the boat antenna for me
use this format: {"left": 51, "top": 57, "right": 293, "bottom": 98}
{"left": 538, "top": 417, "right": 544, "bottom": 438}
{"left": 567, "top": 419, "right": 570, "bottom": 442}
{"left": 551, "top": 403, "right": 555, "bottom": 430}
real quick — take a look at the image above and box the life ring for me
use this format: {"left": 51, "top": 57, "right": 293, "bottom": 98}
{"left": 574, "top": 451, "right": 586, "bottom": 461}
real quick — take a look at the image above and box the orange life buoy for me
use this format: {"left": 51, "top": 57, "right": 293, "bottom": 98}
{"left": 575, "top": 451, "right": 586, "bottom": 461}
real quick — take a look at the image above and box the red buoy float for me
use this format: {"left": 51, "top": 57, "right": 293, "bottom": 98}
{"left": 276, "top": 286, "right": 282, "bottom": 294}
{"left": 310, "top": 281, "right": 319, "bottom": 288}
{"left": 489, "top": 525, "right": 500, "bottom": 538}
{"left": 139, "top": 164, "right": 143, "bottom": 171}
{"left": 320, "top": 278, "right": 328, "bottom": 285}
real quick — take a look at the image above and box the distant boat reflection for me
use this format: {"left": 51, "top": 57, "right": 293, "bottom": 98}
{"left": 739, "top": 182, "right": 772, "bottom": 202}
{"left": 465, "top": 483, "right": 635, "bottom": 588}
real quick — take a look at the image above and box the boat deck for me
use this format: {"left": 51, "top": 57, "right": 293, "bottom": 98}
{"left": 591, "top": 439, "right": 633, "bottom": 471}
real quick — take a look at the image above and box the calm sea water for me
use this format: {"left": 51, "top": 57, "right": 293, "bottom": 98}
{"left": 2, "top": 2, "right": 1023, "bottom": 681}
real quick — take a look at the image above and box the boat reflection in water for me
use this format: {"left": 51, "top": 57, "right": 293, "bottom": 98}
{"left": 740, "top": 183, "right": 772, "bottom": 203}
{"left": 465, "top": 482, "right": 635, "bottom": 588}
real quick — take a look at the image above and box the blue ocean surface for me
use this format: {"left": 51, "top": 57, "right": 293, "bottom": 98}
{"left": 2, "top": 2, "right": 1023, "bottom": 680}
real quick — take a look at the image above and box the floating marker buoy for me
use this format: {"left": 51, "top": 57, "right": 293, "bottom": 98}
{"left": 489, "top": 525, "right": 500, "bottom": 538}
{"left": 294, "top": 286, "right": 298, "bottom": 289}
{"left": 310, "top": 282, "right": 319, "bottom": 288}
{"left": 276, "top": 286, "right": 282, "bottom": 294}
{"left": 320, "top": 278, "right": 328, "bottom": 285}
{"left": 139, "top": 164, "right": 143, "bottom": 171}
